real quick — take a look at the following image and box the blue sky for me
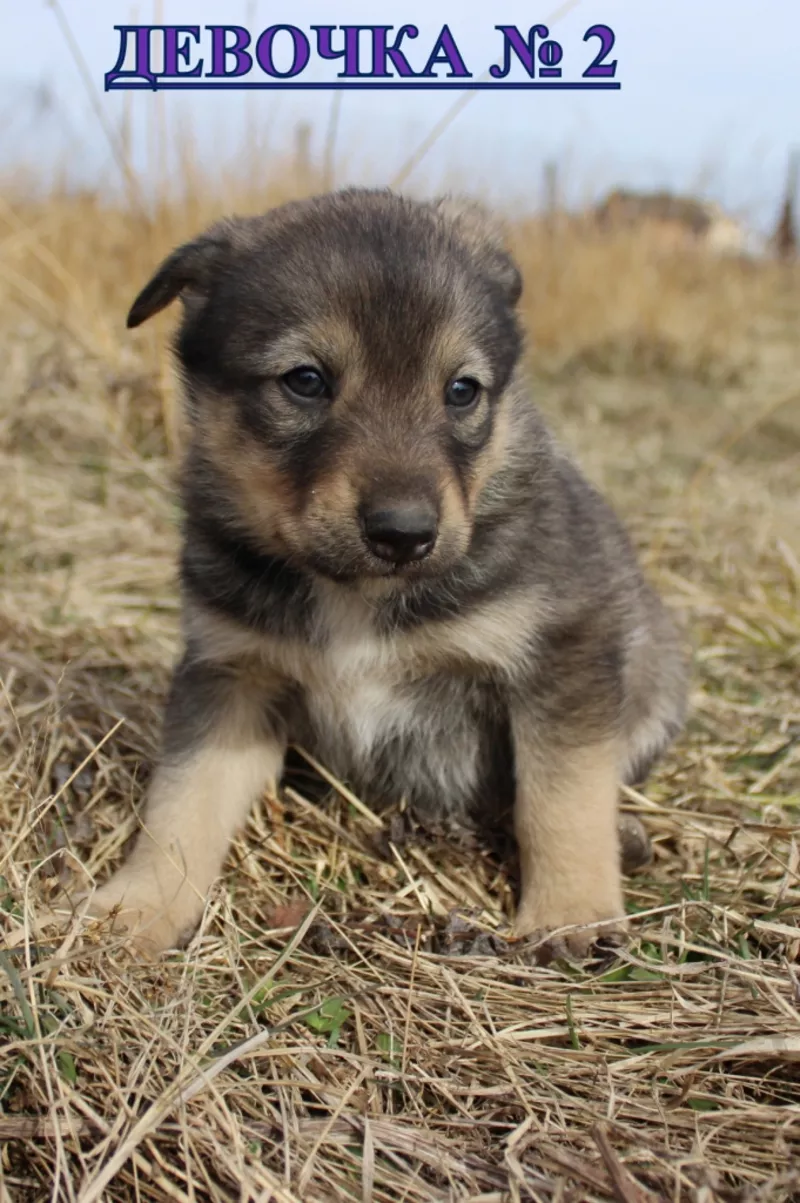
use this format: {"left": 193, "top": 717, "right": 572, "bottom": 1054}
{"left": 2, "top": 2, "right": 798, "bottom": 231}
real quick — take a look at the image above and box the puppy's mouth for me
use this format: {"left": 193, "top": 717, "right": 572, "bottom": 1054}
{"left": 302, "top": 541, "right": 446, "bottom": 588}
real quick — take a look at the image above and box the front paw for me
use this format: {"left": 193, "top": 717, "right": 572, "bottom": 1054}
{"left": 512, "top": 894, "right": 628, "bottom": 963}
{"left": 79, "top": 867, "right": 203, "bottom": 957}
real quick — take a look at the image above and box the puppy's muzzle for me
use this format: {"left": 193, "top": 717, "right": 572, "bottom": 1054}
{"left": 360, "top": 497, "right": 439, "bottom": 564}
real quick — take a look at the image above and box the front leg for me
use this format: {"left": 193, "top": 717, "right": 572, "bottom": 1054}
{"left": 511, "top": 714, "right": 626, "bottom": 958}
{"left": 86, "top": 655, "right": 286, "bottom": 955}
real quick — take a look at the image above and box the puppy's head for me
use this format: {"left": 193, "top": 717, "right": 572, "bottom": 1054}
{"left": 129, "top": 188, "right": 524, "bottom": 586}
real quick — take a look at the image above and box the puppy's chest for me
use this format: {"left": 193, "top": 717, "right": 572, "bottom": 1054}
{"left": 304, "top": 637, "right": 417, "bottom": 754}
{"left": 278, "top": 607, "right": 497, "bottom": 811}
{"left": 298, "top": 631, "right": 460, "bottom": 757}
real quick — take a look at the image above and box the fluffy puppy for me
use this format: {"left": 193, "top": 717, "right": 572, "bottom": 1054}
{"left": 85, "top": 188, "right": 688, "bottom": 957}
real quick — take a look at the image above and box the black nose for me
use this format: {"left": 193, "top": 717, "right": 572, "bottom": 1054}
{"left": 361, "top": 499, "right": 438, "bottom": 564}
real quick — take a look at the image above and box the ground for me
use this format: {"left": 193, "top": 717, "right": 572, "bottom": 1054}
{"left": 0, "top": 180, "right": 799, "bottom": 1201}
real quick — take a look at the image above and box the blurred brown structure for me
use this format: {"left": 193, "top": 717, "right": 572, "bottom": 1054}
{"left": 771, "top": 150, "right": 798, "bottom": 261}
{"left": 592, "top": 187, "right": 748, "bottom": 255}
{"left": 294, "top": 121, "right": 313, "bottom": 181}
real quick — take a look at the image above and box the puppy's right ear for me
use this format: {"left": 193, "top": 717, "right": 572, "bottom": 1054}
{"left": 126, "top": 224, "right": 234, "bottom": 329}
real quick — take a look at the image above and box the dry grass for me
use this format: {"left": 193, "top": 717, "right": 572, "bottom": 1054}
{"left": 1, "top": 157, "right": 799, "bottom": 1202}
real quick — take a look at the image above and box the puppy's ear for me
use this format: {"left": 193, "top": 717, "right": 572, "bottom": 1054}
{"left": 431, "top": 195, "right": 523, "bottom": 307}
{"left": 126, "top": 220, "right": 239, "bottom": 329}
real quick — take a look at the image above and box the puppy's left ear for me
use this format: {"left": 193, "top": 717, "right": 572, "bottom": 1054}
{"left": 126, "top": 219, "right": 241, "bottom": 329}
{"left": 431, "top": 195, "right": 523, "bottom": 307}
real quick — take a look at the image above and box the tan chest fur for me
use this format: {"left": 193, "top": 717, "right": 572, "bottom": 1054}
{"left": 187, "top": 583, "right": 538, "bottom": 796}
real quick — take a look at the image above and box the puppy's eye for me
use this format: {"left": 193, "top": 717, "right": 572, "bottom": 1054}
{"left": 445, "top": 377, "right": 481, "bottom": 410}
{"left": 281, "top": 366, "right": 330, "bottom": 402}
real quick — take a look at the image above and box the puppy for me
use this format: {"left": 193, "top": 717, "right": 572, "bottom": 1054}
{"left": 86, "top": 188, "right": 688, "bottom": 957}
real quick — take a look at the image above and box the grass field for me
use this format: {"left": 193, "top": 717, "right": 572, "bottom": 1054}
{"left": 0, "top": 158, "right": 799, "bottom": 1201}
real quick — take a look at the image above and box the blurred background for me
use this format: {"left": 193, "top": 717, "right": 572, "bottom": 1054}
{"left": 3, "top": 0, "right": 800, "bottom": 233}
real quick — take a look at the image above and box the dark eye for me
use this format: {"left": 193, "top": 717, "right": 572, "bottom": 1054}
{"left": 445, "top": 377, "right": 481, "bottom": 410}
{"left": 281, "top": 366, "right": 329, "bottom": 402}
